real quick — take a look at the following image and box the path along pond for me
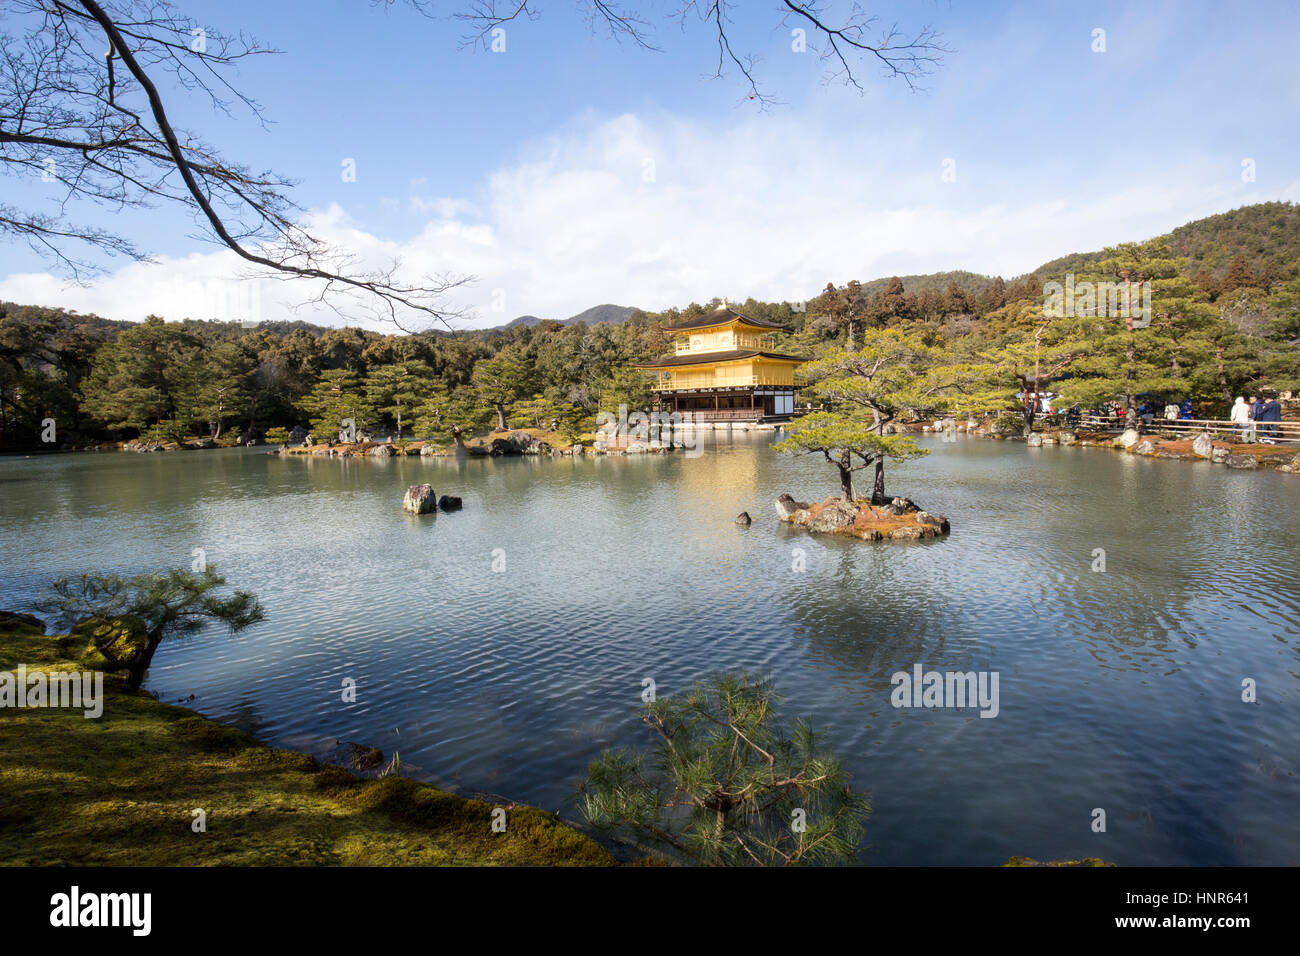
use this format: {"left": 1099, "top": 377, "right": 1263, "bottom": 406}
{"left": 2, "top": 433, "right": 1298, "bottom": 865}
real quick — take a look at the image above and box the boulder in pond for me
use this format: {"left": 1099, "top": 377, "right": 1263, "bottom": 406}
{"left": 1118, "top": 428, "right": 1139, "bottom": 448}
{"left": 1135, "top": 439, "right": 1156, "bottom": 455}
{"left": 369, "top": 443, "right": 393, "bottom": 457}
{"left": 1026, "top": 433, "right": 1043, "bottom": 447}
{"left": 735, "top": 512, "right": 752, "bottom": 526}
{"left": 915, "top": 511, "right": 951, "bottom": 533}
{"left": 1192, "top": 432, "right": 1214, "bottom": 459}
{"left": 774, "top": 493, "right": 810, "bottom": 521}
{"left": 1211, "top": 445, "right": 1231, "bottom": 464}
{"left": 438, "top": 494, "right": 462, "bottom": 511}
{"left": 402, "top": 483, "right": 437, "bottom": 514}
{"left": 1226, "top": 453, "right": 1258, "bottom": 470}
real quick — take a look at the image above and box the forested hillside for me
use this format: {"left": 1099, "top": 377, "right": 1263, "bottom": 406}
{"left": 2, "top": 203, "right": 1297, "bottom": 449}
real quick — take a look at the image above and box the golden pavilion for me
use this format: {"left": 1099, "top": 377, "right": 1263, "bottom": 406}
{"left": 636, "top": 303, "right": 807, "bottom": 422}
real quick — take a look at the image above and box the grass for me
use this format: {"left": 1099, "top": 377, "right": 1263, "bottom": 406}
{"left": 0, "top": 621, "right": 614, "bottom": 866}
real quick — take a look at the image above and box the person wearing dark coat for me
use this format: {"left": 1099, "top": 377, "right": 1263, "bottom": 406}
{"left": 1180, "top": 399, "right": 1193, "bottom": 420}
{"left": 1261, "top": 397, "right": 1283, "bottom": 438}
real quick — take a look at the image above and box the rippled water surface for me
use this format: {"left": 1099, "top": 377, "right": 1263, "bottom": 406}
{"left": 3, "top": 434, "right": 1299, "bottom": 865}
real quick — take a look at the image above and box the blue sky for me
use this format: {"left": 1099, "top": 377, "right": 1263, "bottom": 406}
{"left": 3, "top": 0, "right": 1298, "bottom": 327}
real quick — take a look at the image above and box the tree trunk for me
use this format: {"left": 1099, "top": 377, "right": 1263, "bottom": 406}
{"left": 495, "top": 403, "right": 506, "bottom": 430}
{"left": 847, "top": 319, "right": 856, "bottom": 351}
{"left": 839, "top": 452, "right": 853, "bottom": 502}
{"left": 122, "top": 635, "right": 162, "bottom": 690}
{"left": 1214, "top": 344, "right": 1232, "bottom": 403}
{"left": 1125, "top": 336, "right": 1139, "bottom": 434}
{"left": 871, "top": 458, "right": 886, "bottom": 505}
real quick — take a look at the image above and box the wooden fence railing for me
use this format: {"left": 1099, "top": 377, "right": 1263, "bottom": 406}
{"left": 1079, "top": 415, "right": 1300, "bottom": 443}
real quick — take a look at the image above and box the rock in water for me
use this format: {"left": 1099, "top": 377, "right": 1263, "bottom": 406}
{"left": 1135, "top": 439, "right": 1156, "bottom": 455}
{"left": 1119, "top": 428, "right": 1140, "bottom": 448}
{"left": 1211, "top": 446, "right": 1231, "bottom": 464}
{"left": 1026, "top": 433, "right": 1043, "bottom": 447}
{"left": 402, "top": 484, "right": 437, "bottom": 514}
{"left": 1226, "top": 454, "right": 1258, "bottom": 470}
{"left": 1192, "top": 432, "right": 1214, "bottom": 459}
{"left": 438, "top": 495, "right": 462, "bottom": 511}
{"left": 808, "top": 499, "right": 860, "bottom": 533}
{"left": 915, "top": 511, "right": 951, "bottom": 533}
{"left": 735, "top": 512, "right": 752, "bottom": 526}
{"left": 370, "top": 444, "right": 393, "bottom": 457}
{"left": 774, "top": 493, "right": 810, "bottom": 521}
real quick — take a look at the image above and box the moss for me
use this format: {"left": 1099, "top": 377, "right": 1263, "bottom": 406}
{"left": 1003, "top": 856, "right": 1116, "bottom": 867}
{"left": 0, "top": 625, "right": 615, "bottom": 866}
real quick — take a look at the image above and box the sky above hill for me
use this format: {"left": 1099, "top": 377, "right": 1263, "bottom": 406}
{"left": 2, "top": 0, "right": 1299, "bottom": 329}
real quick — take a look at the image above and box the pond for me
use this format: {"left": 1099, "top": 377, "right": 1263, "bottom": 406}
{"left": 2, "top": 433, "right": 1298, "bottom": 865}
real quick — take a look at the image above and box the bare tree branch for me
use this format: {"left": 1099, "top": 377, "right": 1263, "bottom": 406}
{"left": 1, "top": 0, "right": 472, "bottom": 329}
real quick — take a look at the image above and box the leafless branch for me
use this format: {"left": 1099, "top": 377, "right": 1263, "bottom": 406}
{"left": 0, "top": 0, "right": 472, "bottom": 328}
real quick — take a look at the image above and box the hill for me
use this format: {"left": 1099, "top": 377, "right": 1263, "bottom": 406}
{"left": 500, "top": 303, "right": 640, "bottom": 329}
{"left": 1029, "top": 202, "right": 1300, "bottom": 282}
{"left": 857, "top": 270, "right": 994, "bottom": 298}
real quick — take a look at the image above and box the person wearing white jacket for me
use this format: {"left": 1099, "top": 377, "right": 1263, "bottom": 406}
{"left": 1229, "top": 396, "right": 1251, "bottom": 441}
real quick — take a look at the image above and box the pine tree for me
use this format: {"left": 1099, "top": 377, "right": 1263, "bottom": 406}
{"left": 579, "top": 672, "right": 869, "bottom": 866}
{"left": 414, "top": 383, "right": 490, "bottom": 445}
{"left": 872, "top": 276, "right": 911, "bottom": 327}
{"left": 774, "top": 412, "right": 926, "bottom": 502}
{"left": 365, "top": 361, "right": 434, "bottom": 440}
{"left": 1221, "top": 255, "right": 1258, "bottom": 294}
{"left": 191, "top": 340, "right": 252, "bottom": 440}
{"left": 471, "top": 346, "right": 532, "bottom": 430}
{"left": 981, "top": 303, "right": 1093, "bottom": 435}
{"left": 297, "top": 368, "right": 374, "bottom": 439}
{"left": 80, "top": 316, "right": 202, "bottom": 434}
{"left": 41, "top": 567, "right": 263, "bottom": 690}
{"left": 782, "top": 330, "right": 980, "bottom": 501}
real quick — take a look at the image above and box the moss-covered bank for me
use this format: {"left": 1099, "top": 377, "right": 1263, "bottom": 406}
{"left": 0, "top": 621, "right": 613, "bottom": 866}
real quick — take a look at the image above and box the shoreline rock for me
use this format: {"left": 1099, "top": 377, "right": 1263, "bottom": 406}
{"left": 950, "top": 417, "right": 1298, "bottom": 475}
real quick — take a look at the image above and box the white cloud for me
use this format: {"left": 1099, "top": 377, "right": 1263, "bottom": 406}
{"left": 0, "top": 110, "right": 1281, "bottom": 330}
